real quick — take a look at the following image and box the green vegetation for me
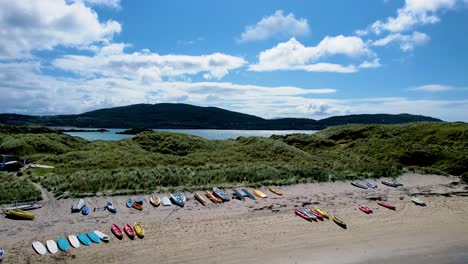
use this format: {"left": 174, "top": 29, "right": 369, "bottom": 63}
{"left": 0, "top": 173, "right": 41, "bottom": 204}
{"left": 0, "top": 122, "right": 466, "bottom": 201}
{"left": 0, "top": 103, "right": 441, "bottom": 129}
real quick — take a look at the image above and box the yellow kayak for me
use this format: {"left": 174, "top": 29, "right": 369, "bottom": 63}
{"left": 332, "top": 215, "right": 347, "bottom": 228}
{"left": 268, "top": 187, "right": 283, "bottom": 196}
{"left": 253, "top": 189, "right": 267, "bottom": 198}
{"left": 3, "top": 209, "right": 35, "bottom": 220}
{"left": 133, "top": 222, "right": 144, "bottom": 238}
{"left": 314, "top": 207, "right": 329, "bottom": 219}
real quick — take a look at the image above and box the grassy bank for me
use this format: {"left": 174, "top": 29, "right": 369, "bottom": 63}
{"left": 0, "top": 173, "right": 42, "bottom": 204}
{"left": 0, "top": 122, "right": 466, "bottom": 200}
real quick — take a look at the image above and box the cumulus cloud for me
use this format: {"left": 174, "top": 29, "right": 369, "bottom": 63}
{"left": 249, "top": 36, "right": 375, "bottom": 73}
{"left": 239, "top": 10, "right": 310, "bottom": 42}
{"left": 0, "top": 0, "right": 121, "bottom": 59}
{"left": 359, "top": 58, "right": 382, "bottom": 69}
{"left": 77, "top": 0, "right": 121, "bottom": 9}
{"left": 372, "top": 31, "right": 430, "bottom": 51}
{"left": 53, "top": 43, "right": 247, "bottom": 80}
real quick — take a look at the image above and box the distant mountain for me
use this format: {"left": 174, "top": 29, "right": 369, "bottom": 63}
{"left": 0, "top": 103, "right": 442, "bottom": 130}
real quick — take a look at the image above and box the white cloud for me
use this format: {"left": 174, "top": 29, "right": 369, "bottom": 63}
{"left": 359, "top": 58, "right": 382, "bottom": 69}
{"left": 239, "top": 10, "right": 310, "bottom": 42}
{"left": 409, "top": 84, "right": 454, "bottom": 92}
{"left": 359, "top": 0, "right": 460, "bottom": 35}
{"left": 372, "top": 31, "right": 430, "bottom": 51}
{"left": 78, "top": 0, "right": 121, "bottom": 9}
{"left": 249, "top": 36, "right": 375, "bottom": 73}
{"left": 53, "top": 43, "right": 247, "bottom": 80}
{"left": 0, "top": 0, "right": 121, "bottom": 59}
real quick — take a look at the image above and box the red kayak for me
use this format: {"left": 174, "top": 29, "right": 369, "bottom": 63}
{"left": 124, "top": 223, "right": 135, "bottom": 238}
{"left": 358, "top": 205, "right": 372, "bottom": 214}
{"left": 308, "top": 209, "right": 324, "bottom": 220}
{"left": 377, "top": 201, "right": 396, "bottom": 210}
{"left": 111, "top": 224, "right": 123, "bottom": 239}
{"left": 295, "top": 209, "right": 312, "bottom": 221}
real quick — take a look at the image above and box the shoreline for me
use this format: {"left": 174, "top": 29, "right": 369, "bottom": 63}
{"left": 1, "top": 173, "right": 467, "bottom": 263}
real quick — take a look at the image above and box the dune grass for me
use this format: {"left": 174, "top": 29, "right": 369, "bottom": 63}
{"left": 0, "top": 172, "right": 42, "bottom": 204}
{"left": 0, "top": 122, "right": 466, "bottom": 200}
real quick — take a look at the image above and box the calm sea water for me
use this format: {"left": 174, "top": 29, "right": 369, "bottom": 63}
{"left": 64, "top": 128, "right": 317, "bottom": 141}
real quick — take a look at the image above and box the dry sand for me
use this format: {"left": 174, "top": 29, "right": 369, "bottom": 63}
{"left": 1, "top": 173, "right": 467, "bottom": 264}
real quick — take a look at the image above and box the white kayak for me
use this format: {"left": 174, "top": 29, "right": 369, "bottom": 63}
{"left": 94, "top": 230, "right": 110, "bottom": 242}
{"left": 46, "top": 240, "right": 58, "bottom": 254}
{"left": 68, "top": 235, "right": 80, "bottom": 248}
{"left": 161, "top": 196, "right": 171, "bottom": 206}
{"left": 32, "top": 241, "right": 47, "bottom": 255}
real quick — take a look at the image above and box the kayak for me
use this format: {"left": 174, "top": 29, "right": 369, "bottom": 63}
{"left": 294, "top": 209, "right": 312, "bottom": 221}
{"left": 71, "top": 199, "right": 84, "bottom": 213}
{"left": 126, "top": 199, "right": 132, "bottom": 208}
{"left": 351, "top": 182, "right": 368, "bottom": 189}
{"left": 161, "top": 196, "right": 172, "bottom": 206}
{"left": 212, "top": 187, "right": 230, "bottom": 202}
{"left": 314, "top": 207, "right": 329, "bottom": 219}
{"left": 3, "top": 209, "right": 35, "bottom": 220}
{"left": 194, "top": 192, "right": 207, "bottom": 205}
{"left": 93, "top": 230, "right": 110, "bottom": 242}
{"left": 134, "top": 222, "right": 144, "bottom": 238}
{"left": 4, "top": 203, "right": 42, "bottom": 211}
{"left": 381, "top": 180, "right": 398, "bottom": 188}
{"left": 57, "top": 237, "right": 70, "bottom": 252}
{"left": 205, "top": 191, "right": 222, "bottom": 204}
{"left": 307, "top": 209, "right": 324, "bottom": 220}
{"left": 366, "top": 182, "right": 378, "bottom": 188}
{"left": 77, "top": 233, "right": 91, "bottom": 246}
{"left": 268, "top": 187, "right": 283, "bottom": 196}
{"left": 332, "top": 215, "right": 347, "bottom": 228}
{"left": 106, "top": 201, "right": 117, "bottom": 213}
{"left": 170, "top": 192, "right": 186, "bottom": 207}
{"left": 124, "top": 223, "right": 135, "bottom": 239}
{"left": 253, "top": 189, "right": 267, "bottom": 198}
{"left": 242, "top": 188, "right": 256, "bottom": 200}
{"left": 411, "top": 197, "right": 426, "bottom": 206}
{"left": 134, "top": 198, "right": 143, "bottom": 205}
{"left": 150, "top": 195, "right": 160, "bottom": 207}
{"left": 232, "top": 189, "right": 245, "bottom": 201}
{"left": 377, "top": 201, "right": 396, "bottom": 210}
{"left": 300, "top": 208, "right": 317, "bottom": 221}
{"left": 358, "top": 205, "right": 372, "bottom": 214}
{"left": 111, "top": 224, "right": 123, "bottom": 239}
{"left": 132, "top": 202, "right": 143, "bottom": 210}
{"left": 391, "top": 179, "right": 403, "bottom": 186}
{"left": 87, "top": 231, "right": 100, "bottom": 244}
{"left": 82, "top": 205, "right": 90, "bottom": 215}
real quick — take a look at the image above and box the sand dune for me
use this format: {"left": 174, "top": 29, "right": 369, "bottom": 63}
{"left": 1, "top": 173, "right": 467, "bottom": 264}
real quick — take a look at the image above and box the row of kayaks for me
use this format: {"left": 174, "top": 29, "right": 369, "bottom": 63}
{"left": 294, "top": 207, "right": 347, "bottom": 228}
{"left": 111, "top": 222, "right": 144, "bottom": 239}
{"left": 32, "top": 230, "right": 110, "bottom": 255}
{"left": 351, "top": 179, "right": 403, "bottom": 189}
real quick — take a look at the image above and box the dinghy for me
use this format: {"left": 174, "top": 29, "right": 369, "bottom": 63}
{"left": 71, "top": 199, "right": 84, "bottom": 213}
{"left": 106, "top": 201, "right": 117, "bottom": 213}
{"left": 150, "top": 195, "right": 160, "bottom": 207}
{"left": 377, "top": 201, "right": 396, "bottom": 210}
{"left": 232, "top": 189, "right": 245, "bottom": 201}
{"left": 194, "top": 192, "right": 207, "bottom": 205}
{"left": 170, "top": 192, "right": 186, "bottom": 207}
{"left": 161, "top": 196, "right": 172, "bottom": 206}
{"left": 242, "top": 189, "right": 256, "bottom": 200}
{"left": 205, "top": 191, "right": 222, "bottom": 203}
{"left": 351, "top": 182, "right": 368, "bottom": 189}
{"left": 212, "top": 187, "right": 230, "bottom": 202}
{"left": 32, "top": 241, "right": 47, "bottom": 255}
{"left": 253, "top": 189, "right": 267, "bottom": 198}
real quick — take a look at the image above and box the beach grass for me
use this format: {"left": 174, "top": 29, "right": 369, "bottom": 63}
{"left": 0, "top": 122, "right": 467, "bottom": 200}
{"left": 0, "top": 172, "right": 42, "bottom": 204}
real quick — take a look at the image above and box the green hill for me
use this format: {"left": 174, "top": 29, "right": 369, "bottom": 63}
{"left": 0, "top": 103, "right": 441, "bottom": 129}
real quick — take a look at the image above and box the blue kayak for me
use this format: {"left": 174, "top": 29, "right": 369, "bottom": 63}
{"left": 134, "top": 198, "right": 143, "bottom": 205}
{"left": 391, "top": 179, "right": 403, "bottom": 186}
{"left": 77, "top": 233, "right": 91, "bottom": 246}
{"left": 82, "top": 205, "right": 90, "bottom": 215}
{"left": 351, "top": 182, "right": 368, "bottom": 189}
{"left": 213, "top": 187, "right": 230, "bottom": 202}
{"left": 57, "top": 237, "right": 69, "bottom": 252}
{"left": 87, "top": 232, "right": 100, "bottom": 244}
{"left": 232, "top": 188, "right": 245, "bottom": 201}
{"left": 126, "top": 199, "right": 132, "bottom": 208}
{"left": 106, "top": 201, "right": 117, "bottom": 213}
{"left": 242, "top": 188, "right": 256, "bottom": 200}
{"left": 299, "top": 208, "right": 317, "bottom": 220}
{"left": 366, "top": 182, "right": 377, "bottom": 188}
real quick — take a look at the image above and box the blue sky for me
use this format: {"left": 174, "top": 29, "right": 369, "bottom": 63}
{"left": 1, "top": 0, "right": 467, "bottom": 121}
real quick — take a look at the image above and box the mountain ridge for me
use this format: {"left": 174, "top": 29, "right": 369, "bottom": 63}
{"left": 0, "top": 103, "right": 442, "bottom": 130}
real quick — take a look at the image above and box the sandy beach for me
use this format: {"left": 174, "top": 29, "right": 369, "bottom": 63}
{"left": 1, "top": 173, "right": 467, "bottom": 264}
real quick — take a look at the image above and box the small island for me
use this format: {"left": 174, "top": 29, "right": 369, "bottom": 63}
{"left": 116, "top": 128, "right": 153, "bottom": 135}
{"left": 58, "top": 128, "right": 109, "bottom": 133}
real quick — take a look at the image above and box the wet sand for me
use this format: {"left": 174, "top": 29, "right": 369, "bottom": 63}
{"left": 1, "top": 173, "right": 467, "bottom": 264}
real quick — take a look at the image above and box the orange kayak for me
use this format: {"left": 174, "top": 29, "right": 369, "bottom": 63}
{"left": 149, "top": 195, "right": 160, "bottom": 207}
{"left": 132, "top": 202, "right": 143, "bottom": 211}
{"left": 268, "top": 187, "right": 283, "bottom": 196}
{"left": 205, "top": 191, "right": 222, "bottom": 204}
{"left": 194, "top": 192, "right": 207, "bottom": 205}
